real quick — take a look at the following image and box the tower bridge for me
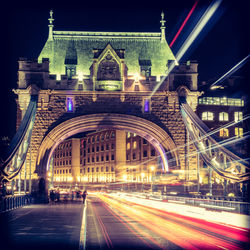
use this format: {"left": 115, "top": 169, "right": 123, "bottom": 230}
{"left": 0, "top": 11, "right": 249, "bottom": 198}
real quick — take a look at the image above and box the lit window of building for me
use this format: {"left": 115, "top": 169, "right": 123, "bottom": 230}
{"left": 219, "top": 112, "right": 229, "bottom": 121}
{"left": 133, "top": 141, "right": 137, "bottom": 149}
{"left": 127, "top": 132, "right": 131, "bottom": 138}
{"left": 198, "top": 97, "right": 244, "bottom": 107}
{"left": 235, "top": 127, "right": 243, "bottom": 137}
{"left": 219, "top": 128, "right": 229, "bottom": 138}
{"left": 202, "top": 111, "right": 214, "bottom": 121}
{"left": 234, "top": 112, "right": 243, "bottom": 122}
{"left": 127, "top": 142, "right": 131, "bottom": 150}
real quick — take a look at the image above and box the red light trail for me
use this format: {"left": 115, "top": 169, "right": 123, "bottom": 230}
{"left": 170, "top": 0, "right": 199, "bottom": 48}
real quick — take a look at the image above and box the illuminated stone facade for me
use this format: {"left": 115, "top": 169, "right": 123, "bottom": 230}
{"left": 13, "top": 11, "right": 200, "bottom": 192}
{"left": 52, "top": 138, "right": 80, "bottom": 186}
{"left": 52, "top": 130, "right": 159, "bottom": 187}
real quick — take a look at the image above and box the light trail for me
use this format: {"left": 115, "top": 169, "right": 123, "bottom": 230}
{"left": 149, "top": 0, "right": 223, "bottom": 98}
{"left": 127, "top": 114, "right": 250, "bottom": 171}
{"left": 210, "top": 55, "right": 250, "bottom": 89}
{"left": 170, "top": 0, "right": 199, "bottom": 48}
{"left": 97, "top": 193, "right": 248, "bottom": 249}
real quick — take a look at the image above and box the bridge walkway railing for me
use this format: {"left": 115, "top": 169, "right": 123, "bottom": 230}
{"left": 0, "top": 194, "right": 32, "bottom": 213}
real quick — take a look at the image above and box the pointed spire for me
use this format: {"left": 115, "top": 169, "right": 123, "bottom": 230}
{"left": 160, "top": 11, "right": 166, "bottom": 42}
{"left": 48, "top": 10, "right": 54, "bottom": 41}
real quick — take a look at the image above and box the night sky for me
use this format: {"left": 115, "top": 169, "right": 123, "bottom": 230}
{"left": 0, "top": 0, "right": 249, "bottom": 140}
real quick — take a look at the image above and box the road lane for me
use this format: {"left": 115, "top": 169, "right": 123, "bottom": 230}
{"left": 94, "top": 193, "right": 250, "bottom": 250}
{"left": 85, "top": 194, "right": 179, "bottom": 249}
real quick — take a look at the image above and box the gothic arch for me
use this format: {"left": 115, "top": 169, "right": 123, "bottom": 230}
{"left": 36, "top": 113, "right": 180, "bottom": 175}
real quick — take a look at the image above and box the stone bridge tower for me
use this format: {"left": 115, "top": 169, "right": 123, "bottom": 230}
{"left": 14, "top": 11, "right": 200, "bottom": 191}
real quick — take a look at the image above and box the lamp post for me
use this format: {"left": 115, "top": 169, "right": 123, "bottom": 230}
{"left": 141, "top": 173, "right": 145, "bottom": 192}
{"left": 150, "top": 166, "right": 155, "bottom": 193}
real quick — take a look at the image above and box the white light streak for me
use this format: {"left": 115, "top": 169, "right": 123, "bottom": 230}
{"left": 149, "top": 0, "right": 223, "bottom": 98}
{"left": 210, "top": 55, "right": 250, "bottom": 89}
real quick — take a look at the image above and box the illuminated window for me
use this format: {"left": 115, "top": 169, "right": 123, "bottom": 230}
{"left": 219, "top": 112, "right": 229, "bottom": 121}
{"left": 66, "top": 97, "right": 74, "bottom": 112}
{"left": 202, "top": 112, "right": 214, "bottom": 121}
{"left": 127, "top": 132, "right": 131, "bottom": 138}
{"left": 219, "top": 128, "right": 229, "bottom": 138}
{"left": 127, "top": 143, "right": 131, "bottom": 150}
{"left": 235, "top": 127, "right": 243, "bottom": 137}
{"left": 234, "top": 112, "right": 243, "bottom": 122}
{"left": 133, "top": 141, "right": 137, "bottom": 149}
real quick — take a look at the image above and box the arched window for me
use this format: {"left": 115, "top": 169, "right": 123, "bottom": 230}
{"left": 219, "top": 112, "right": 229, "bottom": 121}
{"left": 202, "top": 112, "right": 214, "bottom": 121}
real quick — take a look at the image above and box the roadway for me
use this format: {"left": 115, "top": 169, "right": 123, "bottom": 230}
{"left": 0, "top": 193, "right": 249, "bottom": 250}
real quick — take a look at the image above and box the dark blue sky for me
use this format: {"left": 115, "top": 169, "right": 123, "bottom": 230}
{"left": 0, "top": 0, "right": 249, "bottom": 139}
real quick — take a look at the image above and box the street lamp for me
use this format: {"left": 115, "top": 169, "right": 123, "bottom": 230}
{"left": 141, "top": 173, "right": 145, "bottom": 192}
{"left": 150, "top": 166, "right": 155, "bottom": 193}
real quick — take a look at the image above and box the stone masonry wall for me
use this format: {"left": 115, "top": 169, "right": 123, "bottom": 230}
{"left": 26, "top": 91, "right": 197, "bottom": 180}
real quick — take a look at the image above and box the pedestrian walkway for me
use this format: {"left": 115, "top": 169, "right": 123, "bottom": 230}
{"left": 0, "top": 202, "right": 83, "bottom": 250}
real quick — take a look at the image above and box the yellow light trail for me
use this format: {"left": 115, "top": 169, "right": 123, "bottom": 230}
{"left": 96, "top": 193, "right": 247, "bottom": 250}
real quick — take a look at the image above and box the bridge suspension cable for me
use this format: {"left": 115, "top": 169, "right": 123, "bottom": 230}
{"left": 0, "top": 95, "right": 38, "bottom": 182}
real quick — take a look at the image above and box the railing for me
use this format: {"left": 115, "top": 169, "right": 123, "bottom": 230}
{"left": 162, "top": 195, "right": 250, "bottom": 215}
{"left": 128, "top": 192, "right": 250, "bottom": 215}
{"left": 0, "top": 194, "right": 32, "bottom": 213}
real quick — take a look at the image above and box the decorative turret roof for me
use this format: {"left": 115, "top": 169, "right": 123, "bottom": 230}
{"left": 38, "top": 11, "right": 176, "bottom": 78}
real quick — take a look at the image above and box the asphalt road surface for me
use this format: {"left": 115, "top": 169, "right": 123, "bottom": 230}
{"left": 0, "top": 193, "right": 249, "bottom": 250}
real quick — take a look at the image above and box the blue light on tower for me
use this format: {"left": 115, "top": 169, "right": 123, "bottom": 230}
{"left": 67, "top": 97, "right": 73, "bottom": 112}
{"left": 144, "top": 99, "right": 150, "bottom": 113}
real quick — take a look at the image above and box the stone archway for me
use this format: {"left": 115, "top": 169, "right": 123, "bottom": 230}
{"left": 36, "top": 113, "right": 180, "bottom": 177}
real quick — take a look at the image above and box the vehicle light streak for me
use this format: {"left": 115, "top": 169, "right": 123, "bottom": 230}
{"left": 149, "top": 0, "right": 223, "bottom": 98}
{"left": 92, "top": 204, "right": 113, "bottom": 249}
{"left": 210, "top": 55, "right": 250, "bottom": 89}
{"left": 170, "top": 0, "right": 199, "bottom": 48}
{"left": 102, "top": 202, "right": 162, "bottom": 249}
{"left": 97, "top": 193, "right": 247, "bottom": 249}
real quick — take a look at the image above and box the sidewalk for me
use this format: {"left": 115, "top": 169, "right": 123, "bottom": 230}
{"left": 0, "top": 202, "right": 83, "bottom": 250}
